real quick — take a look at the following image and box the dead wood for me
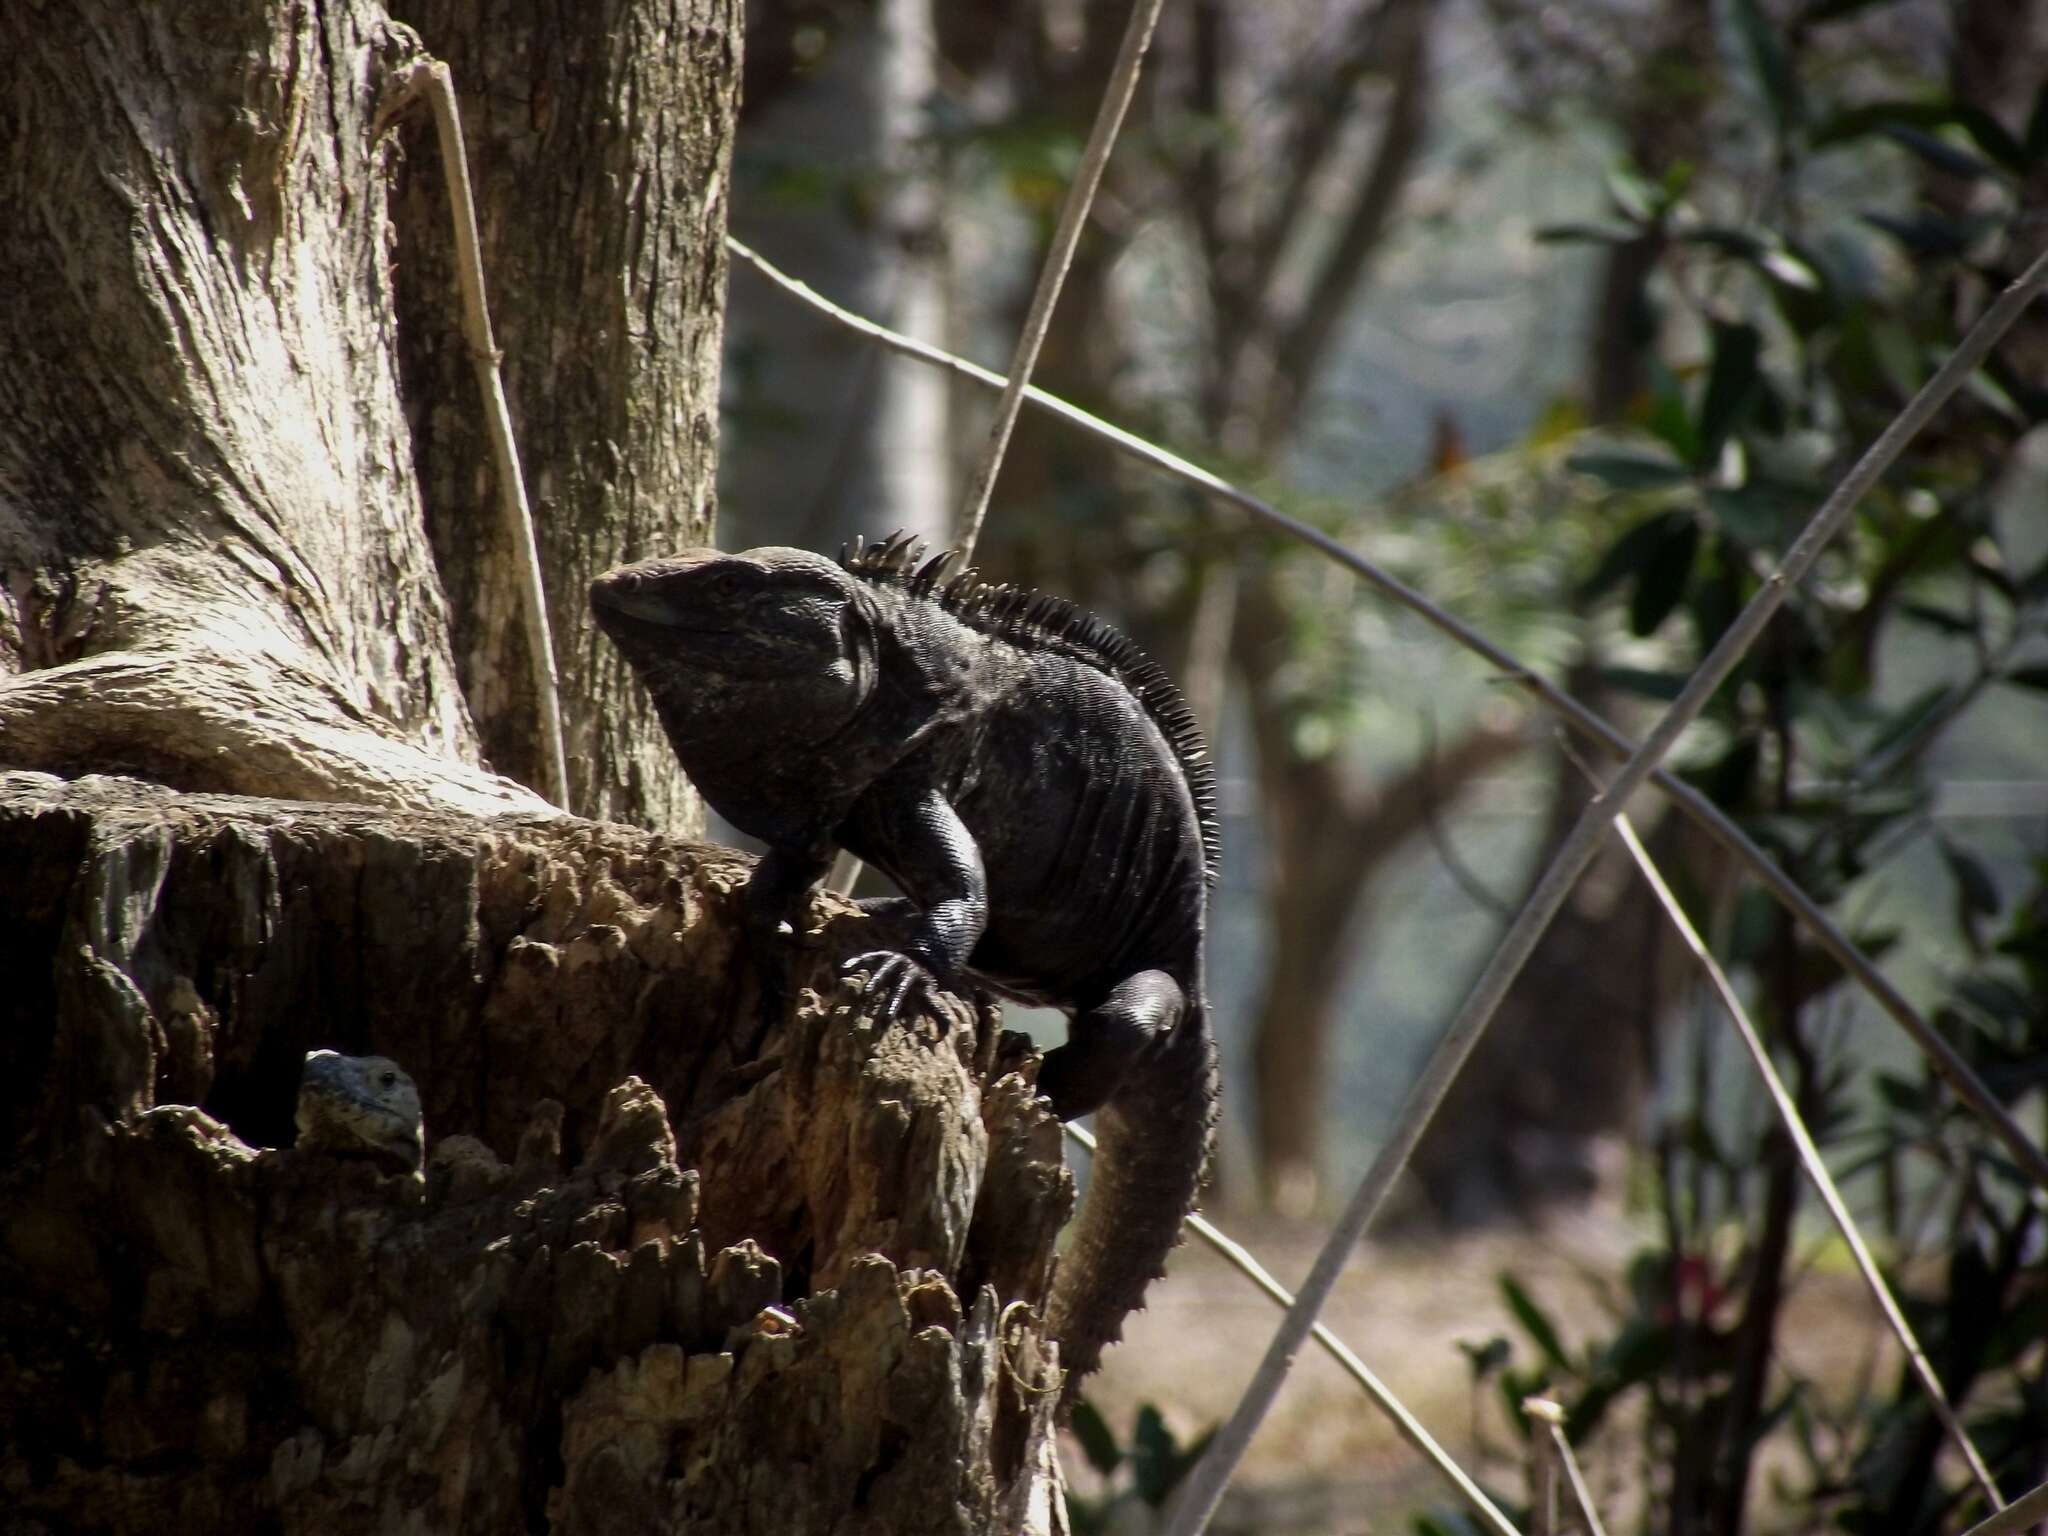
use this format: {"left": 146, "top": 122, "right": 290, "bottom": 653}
{"left": 0, "top": 772, "right": 1073, "bottom": 1534}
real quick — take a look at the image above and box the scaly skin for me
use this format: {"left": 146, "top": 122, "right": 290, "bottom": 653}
{"left": 296, "top": 1049, "right": 425, "bottom": 1175}
{"left": 590, "top": 534, "right": 1219, "bottom": 1393}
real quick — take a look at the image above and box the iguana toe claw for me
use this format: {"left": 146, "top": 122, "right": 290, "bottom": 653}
{"left": 842, "top": 949, "right": 935, "bottom": 1019}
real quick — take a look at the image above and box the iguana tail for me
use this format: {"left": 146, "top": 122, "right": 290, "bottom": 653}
{"left": 1046, "top": 998, "right": 1218, "bottom": 1401}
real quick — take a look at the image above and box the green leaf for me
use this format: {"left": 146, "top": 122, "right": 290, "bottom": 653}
{"left": 1600, "top": 666, "right": 1689, "bottom": 701}
{"left": 1705, "top": 484, "right": 1797, "bottom": 547}
{"left": 1580, "top": 508, "right": 1688, "bottom": 601}
{"left": 1630, "top": 514, "right": 1702, "bottom": 636}
{"left": 1605, "top": 166, "right": 1664, "bottom": 224}
{"left": 1458, "top": 1336, "right": 1512, "bottom": 1380}
{"left": 1535, "top": 221, "right": 1643, "bottom": 246}
{"left": 1861, "top": 208, "right": 1983, "bottom": 260}
{"left": 1067, "top": 1398, "right": 1123, "bottom": 1476}
{"left": 1861, "top": 683, "right": 1953, "bottom": 764}
{"left": 1898, "top": 601, "right": 1976, "bottom": 635}
{"left": 1567, "top": 446, "right": 1692, "bottom": 491}
{"left": 1697, "top": 321, "right": 1763, "bottom": 466}
{"left": 1939, "top": 837, "right": 2002, "bottom": 917}
{"left": 1129, "top": 1404, "right": 1181, "bottom": 1506}
{"left": 1815, "top": 99, "right": 2027, "bottom": 169}
{"left": 1952, "top": 106, "right": 2026, "bottom": 171}
{"left": 1687, "top": 733, "right": 1761, "bottom": 809}
{"left": 1728, "top": 0, "right": 1802, "bottom": 139}
{"left": 1882, "top": 124, "right": 2002, "bottom": 182}
{"left": 1956, "top": 974, "right": 2030, "bottom": 1028}
{"left": 1874, "top": 1072, "right": 1927, "bottom": 1115}
{"left": 1798, "top": 0, "right": 1904, "bottom": 21}
{"left": 1758, "top": 246, "right": 1823, "bottom": 290}
{"left": 1500, "top": 1273, "right": 1571, "bottom": 1371}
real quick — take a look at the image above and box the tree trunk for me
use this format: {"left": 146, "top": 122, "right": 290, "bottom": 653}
{"left": 0, "top": 2, "right": 1069, "bottom": 1527}
{"left": 0, "top": 1, "right": 536, "bottom": 814}
{"left": 720, "top": 0, "right": 952, "bottom": 557}
{"left": 1405, "top": 676, "right": 1722, "bottom": 1224}
{"left": 0, "top": 773, "right": 1069, "bottom": 1533}
{"left": 386, "top": 0, "right": 735, "bottom": 830}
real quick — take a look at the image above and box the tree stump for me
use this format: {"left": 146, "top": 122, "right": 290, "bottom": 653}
{"left": 0, "top": 772, "right": 1074, "bottom": 1533}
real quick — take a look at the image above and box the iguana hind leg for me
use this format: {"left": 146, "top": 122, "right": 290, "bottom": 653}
{"left": 1038, "top": 971, "right": 1185, "bottom": 1119}
{"left": 739, "top": 842, "right": 834, "bottom": 1039}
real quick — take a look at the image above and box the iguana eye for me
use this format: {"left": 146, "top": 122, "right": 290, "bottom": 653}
{"left": 378, "top": 1071, "right": 397, "bottom": 1089}
{"left": 710, "top": 571, "right": 743, "bottom": 598}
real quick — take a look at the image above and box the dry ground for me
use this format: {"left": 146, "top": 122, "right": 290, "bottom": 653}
{"left": 1068, "top": 1200, "right": 1900, "bottom": 1534}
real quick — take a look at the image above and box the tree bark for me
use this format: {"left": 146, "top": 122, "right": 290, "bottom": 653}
{"left": 0, "top": 772, "right": 1070, "bottom": 1533}
{"left": 0, "top": 1, "right": 539, "bottom": 815}
{"left": 386, "top": 0, "right": 737, "bottom": 830}
{"left": 0, "top": 2, "right": 1069, "bottom": 1528}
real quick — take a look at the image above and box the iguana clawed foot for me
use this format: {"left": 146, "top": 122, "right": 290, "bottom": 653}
{"left": 841, "top": 948, "right": 941, "bottom": 1019}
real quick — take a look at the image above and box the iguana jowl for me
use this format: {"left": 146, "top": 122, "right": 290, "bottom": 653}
{"left": 590, "top": 532, "right": 1219, "bottom": 1389}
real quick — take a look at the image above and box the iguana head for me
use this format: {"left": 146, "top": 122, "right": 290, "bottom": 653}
{"left": 590, "top": 546, "right": 876, "bottom": 744}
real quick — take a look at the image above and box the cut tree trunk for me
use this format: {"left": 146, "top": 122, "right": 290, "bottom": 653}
{"left": 0, "top": 772, "right": 1072, "bottom": 1533}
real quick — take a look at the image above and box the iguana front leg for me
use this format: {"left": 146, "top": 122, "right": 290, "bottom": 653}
{"left": 841, "top": 785, "right": 987, "bottom": 1017}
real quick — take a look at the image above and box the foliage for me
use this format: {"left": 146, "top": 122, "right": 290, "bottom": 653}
{"left": 1415, "top": 1, "right": 2048, "bottom": 1530}
{"left": 1063, "top": 1398, "right": 1216, "bottom": 1534}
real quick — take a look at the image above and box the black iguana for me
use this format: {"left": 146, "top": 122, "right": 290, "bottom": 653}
{"left": 590, "top": 532, "right": 1219, "bottom": 1391}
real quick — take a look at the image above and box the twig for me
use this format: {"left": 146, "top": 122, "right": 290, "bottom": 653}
{"left": 1961, "top": 1479, "right": 2048, "bottom": 1536}
{"left": 1605, "top": 807, "right": 2004, "bottom": 1509}
{"left": 1523, "top": 1398, "right": 1608, "bottom": 1536}
{"left": 726, "top": 235, "right": 2048, "bottom": 1194}
{"left": 955, "top": 0, "right": 1166, "bottom": 558}
{"left": 1062, "top": 1123, "right": 1522, "bottom": 1536}
{"left": 379, "top": 59, "right": 568, "bottom": 810}
{"left": 1420, "top": 711, "right": 1514, "bottom": 920}
{"left": 1164, "top": 239, "right": 2048, "bottom": 1536}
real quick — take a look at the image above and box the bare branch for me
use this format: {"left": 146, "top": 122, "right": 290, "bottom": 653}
{"left": 955, "top": 0, "right": 1167, "bottom": 560}
{"left": 1961, "top": 1480, "right": 2048, "bottom": 1536}
{"left": 1523, "top": 1398, "right": 1609, "bottom": 1536}
{"left": 1257, "top": 0, "right": 1433, "bottom": 446}
{"left": 1231, "top": 2, "right": 1395, "bottom": 352}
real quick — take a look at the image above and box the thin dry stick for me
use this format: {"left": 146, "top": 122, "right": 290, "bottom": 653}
{"left": 1165, "top": 242, "right": 2048, "bottom": 1536}
{"left": 379, "top": 59, "right": 569, "bottom": 810}
{"left": 1961, "top": 1478, "right": 2048, "bottom": 1536}
{"left": 1607, "top": 808, "right": 2003, "bottom": 1508}
{"left": 1522, "top": 1399, "right": 1608, "bottom": 1536}
{"left": 728, "top": 234, "right": 2048, "bottom": 1192}
{"left": 1062, "top": 1124, "right": 1523, "bottom": 1536}
{"left": 954, "top": 0, "right": 1167, "bottom": 559}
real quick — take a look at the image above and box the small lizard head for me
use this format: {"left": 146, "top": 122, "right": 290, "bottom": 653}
{"left": 591, "top": 547, "right": 876, "bottom": 742}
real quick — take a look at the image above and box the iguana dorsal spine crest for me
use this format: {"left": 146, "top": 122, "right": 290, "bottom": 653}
{"left": 841, "top": 530, "right": 1221, "bottom": 888}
